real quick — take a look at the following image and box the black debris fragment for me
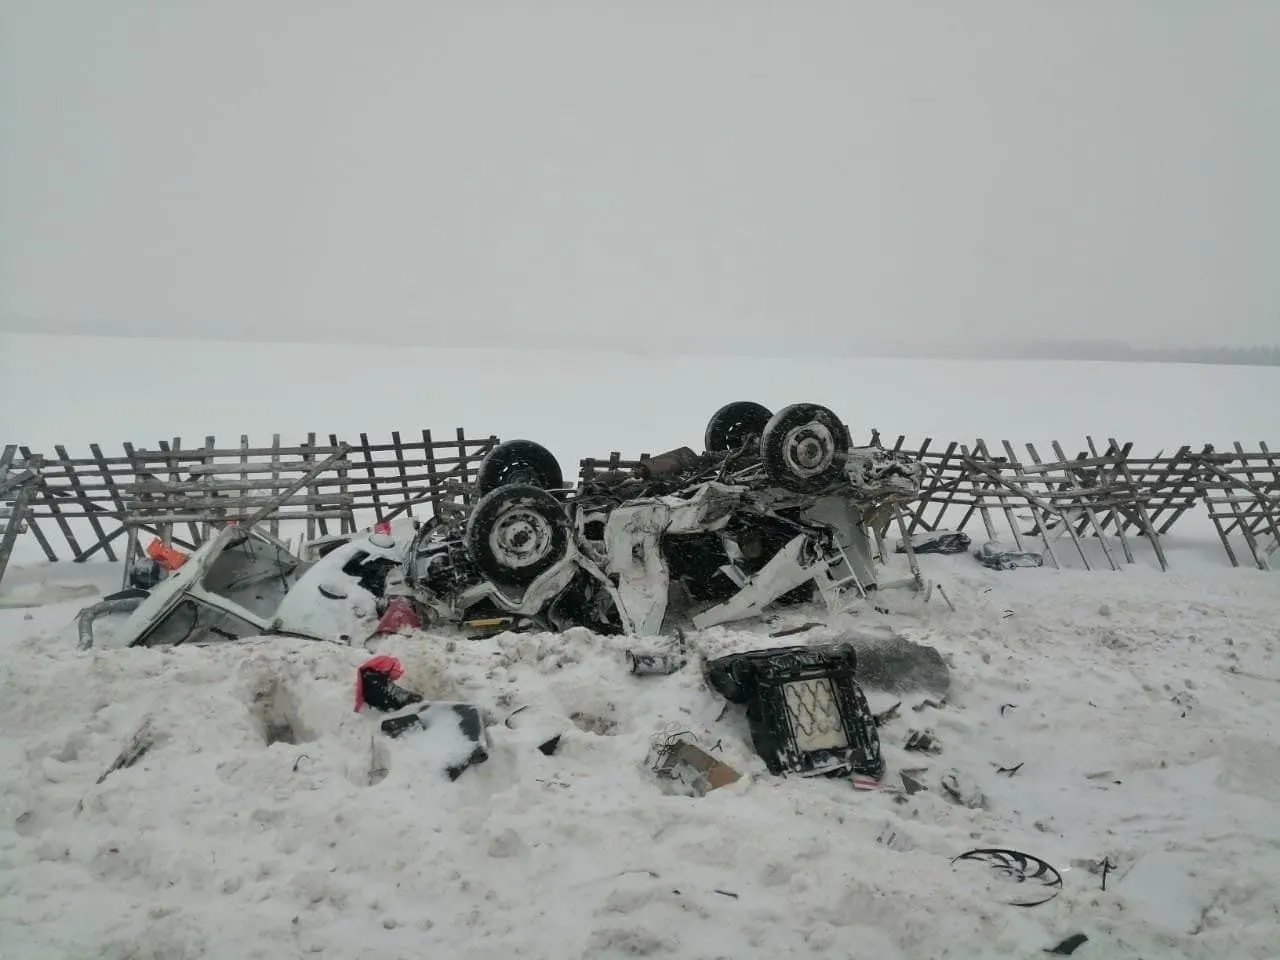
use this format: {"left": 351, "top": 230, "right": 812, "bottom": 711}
{"left": 380, "top": 703, "right": 491, "bottom": 781}
{"left": 842, "top": 634, "right": 951, "bottom": 697}
{"left": 999, "top": 703, "right": 1017, "bottom": 716}
{"left": 940, "top": 770, "right": 987, "bottom": 810}
{"left": 996, "top": 762, "right": 1024, "bottom": 777}
{"left": 976, "top": 541, "right": 1045, "bottom": 571}
{"left": 770, "top": 622, "right": 824, "bottom": 638}
{"left": 356, "top": 656, "right": 424, "bottom": 713}
{"left": 896, "top": 530, "right": 971, "bottom": 555}
{"left": 914, "top": 697, "right": 946, "bottom": 712}
{"left": 626, "top": 649, "right": 688, "bottom": 676}
{"left": 1101, "top": 857, "right": 1115, "bottom": 891}
{"left": 1044, "top": 933, "right": 1089, "bottom": 955}
{"left": 904, "top": 729, "right": 940, "bottom": 753}
{"left": 900, "top": 770, "right": 928, "bottom": 795}
{"left": 874, "top": 701, "right": 902, "bottom": 727}
{"left": 951, "top": 848, "right": 1063, "bottom": 907}
{"left": 504, "top": 705, "right": 564, "bottom": 756}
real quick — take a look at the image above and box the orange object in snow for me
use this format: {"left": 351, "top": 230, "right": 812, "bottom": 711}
{"left": 146, "top": 539, "right": 190, "bottom": 571}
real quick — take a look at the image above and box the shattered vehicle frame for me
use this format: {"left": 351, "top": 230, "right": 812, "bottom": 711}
{"left": 80, "top": 401, "right": 926, "bottom": 647}
{"left": 404, "top": 401, "right": 925, "bottom": 637}
{"left": 78, "top": 520, "right": 416, "bottom": 649}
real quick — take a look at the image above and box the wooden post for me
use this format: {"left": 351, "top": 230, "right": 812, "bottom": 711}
{"left": 90, "top": 442, "right": 130, "bottom": 553}
{"left": 1105, "top": 438, "right": 1168, "bottom": 572}
{"left": 1051, "top": 440, "right": 1118, "bottom": 571}
{"left": 359, "top": 432, "right": 384, "bottom": 523}
{"left": 331, "top": 433, "right": 355, "bottom": 534}
{"left": 391, "top": 431, "right": 413, "bottom": 518}
{"left": 974, "top": 439, "right": 1025, "bottom": 552}
{"left": 268, "top": 434, "right": 281, "bottom": 538}
{"left": 21, "top": 445, "right": 82, "bottom": 560}
{"left": 999, "top": 441, "right": 1061, "bottom": 569}
{"left": 1086, "top": 437, "right": 1135, "bottom": 565}
{"left": 1257, "top": 442, "right": 1280, "bottom": 562}
{"left": 312, "top": 432, "right": 331, "bottom": 538}
{"left": 0, "top": 447, "right": 41, "bottom": 589}
{"left": 423, "top": 429, "right": 442, "bottom": 518}
{"left": 200, "top": 436, "right": 216, "bottom": 543}
{"left": 908, "top": 441, "right": 960, "bottom": 535}
{"left": 1023, "top": 443, "right": 1092, "bottom": 570}
{"left": 300, "top": 432, "right": 316, "bottom": 540}
{"left": 54, "top": 444, "right": 116, "bottom": 562}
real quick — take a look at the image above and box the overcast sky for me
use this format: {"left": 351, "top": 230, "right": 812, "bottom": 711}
{"left": 1, "top": 2, "right": 1275, "bottom": 353}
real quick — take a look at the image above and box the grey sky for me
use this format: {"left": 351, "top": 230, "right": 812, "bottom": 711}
{"left": 1, "top": 2, "right": 1276, "bottom": 353}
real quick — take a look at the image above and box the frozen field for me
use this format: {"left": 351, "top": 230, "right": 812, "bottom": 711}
{"left": 2, "top": 334, "right": 1279, "bottom": 959}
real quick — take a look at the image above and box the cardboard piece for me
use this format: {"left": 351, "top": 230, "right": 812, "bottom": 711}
{"left": 653, "top": 739, "right": 742, "bottom": 796}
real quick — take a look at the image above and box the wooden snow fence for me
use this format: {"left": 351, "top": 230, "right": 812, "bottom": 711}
{"left": 1191, "top": 444, "right": 1280, "bottom": 570}
{"left": 0, "top": 444, "right": 42, "bottom": 587}
{"left": 0, "top": 429, "right": 500, "bottom": 584}
{"left": 897, "top": 438, "right": 1170, "bottom": 571}
{"left": 577, "top": 437, "right": 1280, "bottom": 572}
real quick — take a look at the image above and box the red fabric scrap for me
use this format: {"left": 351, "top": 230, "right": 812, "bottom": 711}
{"left": 354, "top": 654, "right": 405, "bottom": 712}
{"left": 373, "top": 597, "right": 421, "bottom": 637}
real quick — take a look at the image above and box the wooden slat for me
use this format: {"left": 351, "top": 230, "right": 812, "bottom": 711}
{"left": 1052, "top": 440, "right": 1117, "bottom": 571}
{"left": 1106, "top": 437, "right": 1168, "bottom": 571}
{"left": 330, "top": 432, "right": 356, "bottom": 534}
{"left": 1000, "top": 440, "right": 1061, "bottom": 569}
{"left": 21, "top": 446, "right": 82, "bottom": 559}
{"left": 358, "top": 432, "right": 386, "bottom": 523}
{"left": 1088, "top": 437, "right": 1135, "bottom": 564}
{"left": 1022, "top": 444, "right": 1092, "bottom": 570}
{"left": 906, "top": 442, "right": 961, "bottom": 534}
{"left": 423, "top": 428, "right": 442, "bottom": 517}
{"left": 392, "top": 431, "right": 414, "bottom": 518}
{"left": 54, "top": 444, "right": 116, "bottom": 562}
{"left": 975, "top": 439, "right": 1024, "bottom": 552}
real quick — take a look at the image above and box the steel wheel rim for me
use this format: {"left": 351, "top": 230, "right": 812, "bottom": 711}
{"left": 489, "top": 507, "right": 554, "bottom": 569}
{"left": 782, "top": 422, "right": 836, "bottom": 477}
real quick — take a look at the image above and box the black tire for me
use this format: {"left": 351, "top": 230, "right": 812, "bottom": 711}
{"left": 760, "top": 403, "right": 850, "bottom": 492}
{"left": 704, "top": 401, "right": 774, "bottom": 453}
{"left": 476, "top": 440, "right": 564, "bottom": 497}
{"left": 465, "top": 484, "right": 570, "bottom": 586}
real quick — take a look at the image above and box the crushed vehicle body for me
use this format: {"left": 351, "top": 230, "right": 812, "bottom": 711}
{"left": 80, "top": 520, "right": 415, "bottom": 649}
{"left": 80, "top": 401, "right": 926, "bottom": 646}
{"left": 404, "top": 401, "right": 925, "bottom": 637}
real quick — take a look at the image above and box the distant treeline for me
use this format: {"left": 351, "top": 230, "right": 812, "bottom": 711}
{"left": 970, "top": 341, "right": 1280, "bottom": 367}
{"left": 869, "top": 340, "right": 1280, "bottom": 367}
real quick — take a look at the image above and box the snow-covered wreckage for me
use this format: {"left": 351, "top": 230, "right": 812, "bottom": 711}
{"left": 84, "top": 402, "right": 926, "bottom": 649}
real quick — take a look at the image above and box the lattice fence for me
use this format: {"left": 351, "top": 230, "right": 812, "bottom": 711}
{"left": 579, "top": 437, "right": 1280, "bottom": 572}
{"left": 0, "top": 429, "right": 499, "bottom": 581}
{"left": 3, "top": 431, "right": 1277, "bottom": 590}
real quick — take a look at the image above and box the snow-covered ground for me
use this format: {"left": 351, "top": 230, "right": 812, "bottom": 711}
{"left": 2, "top": 336, "right": 1279, "bottom": 959}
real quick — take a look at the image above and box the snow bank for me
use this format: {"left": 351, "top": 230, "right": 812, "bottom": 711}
{"left": 2, "top": 552, "right": 1278, "bottom": 959}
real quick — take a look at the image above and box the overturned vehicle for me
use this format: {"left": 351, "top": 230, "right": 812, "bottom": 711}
{"left": 83, "top": 402, "right": 925, "bottom": 648}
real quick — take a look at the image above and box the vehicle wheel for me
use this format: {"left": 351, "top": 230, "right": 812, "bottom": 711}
{"left": 760, "top": 403, "right": 850, "bottom": 492}
{"left": 476, "top": 440, "right": 564, "bottom": 497}
{"left": 465, "top": 484, "right": 570, "bottom": 586}
{"left": 705, "top": 401, "right": 774, "bottom": 452}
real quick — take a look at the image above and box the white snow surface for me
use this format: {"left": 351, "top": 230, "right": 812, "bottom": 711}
{"left": 2, "top": 341, "right": 1279, "bottom": 958}
{"left": 3, "top": 554, "right": 1279, "bottom": 959}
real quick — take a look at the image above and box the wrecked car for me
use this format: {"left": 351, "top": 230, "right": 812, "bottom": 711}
{"left": 404, "top": 401, "right": 925, "bottom": 636}
{"left": 79, "top": 401, "right": 925, "bottom": 647}
{"left": 78, "top": 520, "right": 414, "bottom": 649}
